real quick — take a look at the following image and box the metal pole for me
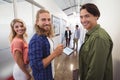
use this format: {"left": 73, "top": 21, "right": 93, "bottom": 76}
{"left": 13, "top": 0, "right": 17, "bottom": 18}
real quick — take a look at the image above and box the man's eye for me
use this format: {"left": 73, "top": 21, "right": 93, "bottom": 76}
{"left": 85, "top": 15, "right": 89, "bottom": 18}
{"left": 41, "top": 19, "right": 46, "bottom": 21}
{"left": 20, "top": 25, "right": 23, "bottom": 27}
{"left": 41, "top": 18, "right": 50, "bottom": 21}
{"left": 48, "top": 19, "right": 51, "bottom": 21}
{"left": 80, "top": 16, "right": 83, "bottom": 19}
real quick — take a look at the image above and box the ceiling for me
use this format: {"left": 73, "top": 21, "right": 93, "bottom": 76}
{"left": 0, "top": 0, "right": 24, "bottom": 4}
{"left": 53, "top": 0, "right": 92, "bottom": 16}
{"left": 0, "top": 0, "right": 92, "bottom": 16}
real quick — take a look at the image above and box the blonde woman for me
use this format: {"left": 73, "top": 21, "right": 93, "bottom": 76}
{"left": 9, "top": 19, "right": 31, "bottom": 80}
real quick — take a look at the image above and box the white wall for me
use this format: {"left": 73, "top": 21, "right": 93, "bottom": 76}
{"left": 35, "top": 0, "right": 67, "bottom": 19}
{"left": 91, "top": 0, "right": 120, "bottom": 80}
{"left": 0, "top": 3, "right": 14, "bottom": 79}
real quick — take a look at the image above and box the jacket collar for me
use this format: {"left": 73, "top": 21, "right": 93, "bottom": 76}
{"left": 86, "top": 24, "right": 100, "bottom": 36}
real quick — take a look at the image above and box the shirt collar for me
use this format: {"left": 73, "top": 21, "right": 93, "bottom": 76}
{"left": 86, "top": 24, "right": 100, "bottom": 36}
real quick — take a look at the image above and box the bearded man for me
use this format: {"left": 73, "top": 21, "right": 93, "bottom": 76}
{"left": 28, "top": 9, "right": 63, "bottom": 80}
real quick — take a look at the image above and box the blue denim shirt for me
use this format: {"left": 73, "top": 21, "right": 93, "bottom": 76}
{"left": 29, "top": 33, "right": 53, "bottom": 80}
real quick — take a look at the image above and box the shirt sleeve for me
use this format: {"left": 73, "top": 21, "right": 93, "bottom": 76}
{"left": 85, "top": 37, "right": 111, "bottom": 80}
{"left": 12, "top": 39, "right": 23, "bottom": 54}
{"left": 29, "top": 38, "right": 44, "bottom": 72}
{"left": 77, "top": 29, "right": 80, "bottom": 39}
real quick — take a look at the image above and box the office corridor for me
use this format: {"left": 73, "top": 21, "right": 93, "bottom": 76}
{"left": 54, "top": 51, "right": 79, "bottom": 80}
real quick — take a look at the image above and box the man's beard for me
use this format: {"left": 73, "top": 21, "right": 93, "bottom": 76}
{"left": 38, "top": 24, "right": 51, "bottom": 35}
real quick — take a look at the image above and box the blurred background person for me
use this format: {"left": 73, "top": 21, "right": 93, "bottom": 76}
{"left": 65, "top": 27, "right": 72, "bottom": 47}
{"left": 72, "top": 25, "right": 80, "bottom": 50}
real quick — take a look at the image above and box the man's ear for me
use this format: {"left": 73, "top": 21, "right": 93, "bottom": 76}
{"left": 36, "top": 19, "right": 39, "bottom": 25}
{"left": 96, "top": 16, "right": 99, "bottom": 20}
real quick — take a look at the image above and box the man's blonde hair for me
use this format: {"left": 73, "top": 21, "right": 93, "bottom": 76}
{"left": 35, "top": 9, "right": 54, "bottom": 38}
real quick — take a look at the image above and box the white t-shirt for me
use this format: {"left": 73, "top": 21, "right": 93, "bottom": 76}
{"left": 47, "top": 37, "right": 54, "bottom": 78}
{"left": 67, "top": 30, "right": 70, "bottom": 38}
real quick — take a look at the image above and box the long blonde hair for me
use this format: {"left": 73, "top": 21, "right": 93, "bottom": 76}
{"left": 35, "top": 9, "right": 54, "bottom": 38}
{"left": 9, "top": 18, "right": 27, "bottom": 43}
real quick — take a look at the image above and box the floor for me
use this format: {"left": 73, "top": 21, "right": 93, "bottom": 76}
{"left": 4, "top": 50, "right": 79, "bottom": 80}
{"left": 54, "top": 50, "right": 79, "bottom": 80}
{"left": 1, "top": 39, "right": 81, "bottom": 80}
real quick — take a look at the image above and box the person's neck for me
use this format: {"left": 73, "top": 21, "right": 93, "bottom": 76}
{"left": 16, "top": 35, "right": 24, "bottom": 39}
{"left": 87, "top": 23, "right": 97, "bottom": 31}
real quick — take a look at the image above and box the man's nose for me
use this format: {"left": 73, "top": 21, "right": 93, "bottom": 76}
{"left": 45, "top": 20, "right": 50, "bottom": 24}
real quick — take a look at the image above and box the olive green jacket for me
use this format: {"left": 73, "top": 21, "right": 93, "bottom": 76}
{"left": 79, "top": 24, "right": 113, "bottom": 80}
